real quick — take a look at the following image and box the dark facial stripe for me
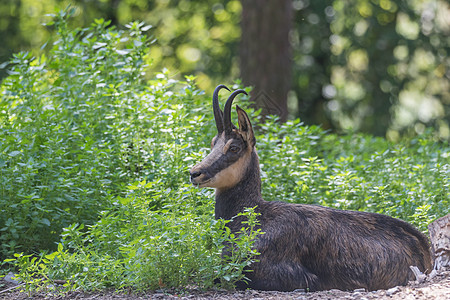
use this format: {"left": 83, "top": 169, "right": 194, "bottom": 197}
{"left": 202, "top": 149, "right": 243, "bottom": 179}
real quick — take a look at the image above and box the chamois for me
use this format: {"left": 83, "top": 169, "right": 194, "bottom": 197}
{"left": 190, "top": 85, "right": 432, "bottom": 292}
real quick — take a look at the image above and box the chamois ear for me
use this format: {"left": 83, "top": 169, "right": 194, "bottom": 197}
{"left": 236, "top": 105, "right": 256, "bottom": 147}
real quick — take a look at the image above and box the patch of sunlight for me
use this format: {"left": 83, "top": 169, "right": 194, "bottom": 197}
{"left": 393, "top": 45, "right": 409, "bottom": 61}
{"left": 348, "top": 49, "right": 369, "bottom": 72}
{"left": 396, "top": 12, "right": 419, "bottom": 40}
{"left": 343, "top": 81, "right": 366, "bottom": 102}
{"left": 354, "top": 20, "right": 369, "bottom": 37}
{"left": 177, "top": 45, "right": 201, "bottom": 63}
{"left": 413, "top": 49, "right": 436, "bottom": 71}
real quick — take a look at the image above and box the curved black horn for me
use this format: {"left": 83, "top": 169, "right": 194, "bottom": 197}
{"left": 223, "top": 89, "right": 248, "bottom": 135}
{"left": 213, "top": 84, "right": 230, "bottom": 133}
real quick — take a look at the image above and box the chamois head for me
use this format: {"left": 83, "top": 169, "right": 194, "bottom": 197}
{"left": 190, "top": 85, "right": 255, "bottom": 191}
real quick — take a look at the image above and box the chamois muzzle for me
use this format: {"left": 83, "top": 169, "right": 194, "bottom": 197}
{"left": 190, "top": 171, "right": 201, "bottom": 179}
{"left": 189, "top": 169, "right": 208, "bottom": 185}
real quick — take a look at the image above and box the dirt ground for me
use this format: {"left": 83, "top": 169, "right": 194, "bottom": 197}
{"left": 1, "top": 269, "right": 449, "bottom": 300}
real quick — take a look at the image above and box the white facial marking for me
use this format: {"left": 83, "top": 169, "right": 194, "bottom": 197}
{"left": 223, "top": 139, "right": 234, "bottom": 154}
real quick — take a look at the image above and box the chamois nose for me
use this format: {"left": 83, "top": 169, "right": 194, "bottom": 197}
{"left": 190, "top": 170, "right": 202, "bottom": 179}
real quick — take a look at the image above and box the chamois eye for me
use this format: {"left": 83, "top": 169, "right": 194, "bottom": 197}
{"left": 229, "top": 145, "right": 240, "bottom": 153}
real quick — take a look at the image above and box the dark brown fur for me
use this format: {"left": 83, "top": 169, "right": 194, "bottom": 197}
{"left": 190, "top": 86, "right": 432, "bottom": 292}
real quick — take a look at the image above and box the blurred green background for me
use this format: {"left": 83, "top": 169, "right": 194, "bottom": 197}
{"left": 1, "top": 0, "right": 448, "bottom": 138}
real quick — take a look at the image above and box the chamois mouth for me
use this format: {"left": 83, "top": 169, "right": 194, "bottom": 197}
{"left": 190, "top": 176, "right": 212, "bottom": 187}
{"left": 191, "top": 179, "right": 211, "bottom": 187}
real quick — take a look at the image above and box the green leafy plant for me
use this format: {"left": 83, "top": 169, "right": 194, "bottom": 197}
{"left": 6, "top": 189, "right": 264, "bottom": 293}
{"left": 257, "top": 119, "right": 448, "bottom": 231}
{"left": 0, "top": 8, "right": 154, "bottom": 260}
{"left": 217, "top": 207, "right": 264, "bottom": 289}
{"left": 3, "top": 251, "right": 71, "bottom": 297}
{"left": 1, "top": 9, "right": 449, "bottom": 295}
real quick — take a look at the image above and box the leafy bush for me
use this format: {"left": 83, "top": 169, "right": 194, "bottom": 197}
{"left": 5, "top": 200, "right": 262, "bottom": 293}
{"left": 1, "top": 9, "right": 449, "bottom": 293}
{"left": 0, "top": 9, "right": 156, "bottom": 259}
{"left": 257, "top": 119, "right": 449, "bottom": 231}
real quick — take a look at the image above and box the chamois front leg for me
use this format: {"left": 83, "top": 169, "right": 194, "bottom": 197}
{"left": 237, "top": 258, "right": 320, "bottom": 292}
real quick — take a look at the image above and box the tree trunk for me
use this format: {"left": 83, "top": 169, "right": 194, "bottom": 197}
{"left": 0, "top": 0, "right": 22, "bottom": 80}
{"left": 106, "top": 0, "right": 122, "bottom": 26}
{"left": 240, "top": 0, "right": 292, "bottom": 122}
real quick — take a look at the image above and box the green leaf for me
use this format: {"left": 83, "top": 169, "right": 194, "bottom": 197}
{"left": 40, "top": 218, "right": 51, "bottom": 226}
{"left": 8, "top": 151, "right": 22, "bottom": 157}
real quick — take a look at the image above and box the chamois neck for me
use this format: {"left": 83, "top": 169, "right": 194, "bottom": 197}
{"left": 214, "top": 151, "right": 263, "bottom": 220}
